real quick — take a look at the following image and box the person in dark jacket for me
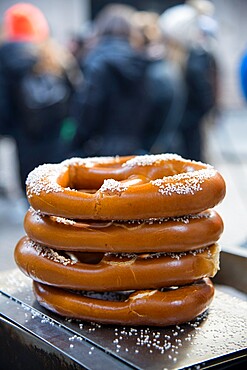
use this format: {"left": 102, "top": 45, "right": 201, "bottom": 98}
{"left": 70, "top": 4, "right": 174, "bottom": 157}
{"left": 0, "top": 3, "right": 81, "bottom": 192}
{"left": 158, "top": 2, "right": 217, "bottom": 161}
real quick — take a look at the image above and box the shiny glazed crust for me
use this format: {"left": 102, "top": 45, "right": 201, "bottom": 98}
{"left": 15, "top": 237, "right": 220, "bottom": 291}
{"left": 26, "top": 154, "right": 226, "bottom": 220}
{"left": 15, "top": 154, "right": 226, "bottom": 326}
{"left": 24, "top": 208, "right": 224, "bottom": 253}
{"left": 33, "top": 278, "right": 215, "bottom": 326}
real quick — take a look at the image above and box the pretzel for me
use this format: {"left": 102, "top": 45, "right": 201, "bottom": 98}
{"left": 33, "top": 278, "right": 214, "bottom": 326}
{"left": 25, "top": 154, "right": 226, "bottom": 220}
{"left": 15, "top": 153, "right": 226, "bottom": 326}
{"left": 24, "top": 208, "right": 223, "bottom": 253}
{"left": 15, "top": 237, "right": 220, "bottom": 291}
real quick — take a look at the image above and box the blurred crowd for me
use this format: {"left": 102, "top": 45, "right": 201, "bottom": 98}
{"left": 0, "top": 1, "right": 220, "bottom": 194}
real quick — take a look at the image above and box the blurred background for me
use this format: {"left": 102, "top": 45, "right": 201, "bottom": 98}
{"left": 0, "top": 0, "right": 247, "bottom": 298}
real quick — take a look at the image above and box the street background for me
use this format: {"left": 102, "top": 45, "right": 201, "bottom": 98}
{"left": 0, "top": 0, "right": 247, "bottom": 300}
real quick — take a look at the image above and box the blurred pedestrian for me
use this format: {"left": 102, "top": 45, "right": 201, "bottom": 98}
{"left": 130, "top": 10, "right": 186, "bottom": 155}
{"left": 70, "top": 3, "right": 174, "bottom": 157}
{"left": 157, "top": 1, "right": 217, "bottom": 161}
{"left": 67, "top": 22, "right": 97, "bottom": 73}
{"left": 0, "top": 3, "right": 82, "bottom": 193}
{"left": 131, "top": 10, "right": 165, "bottom": 62}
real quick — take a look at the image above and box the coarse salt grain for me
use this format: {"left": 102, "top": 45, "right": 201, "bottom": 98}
{"left": 151, "top": 169, "right": 216, "bottom": 196}
{"left": 26, "top": 163, "right": 64, "bottom": 197}
{"left": 99, "top": 179, "right": 128, "bottom": 193}
{"left": 25, "top": 239, "right": 76, "bottom": 266}
{"left": 116, "top": 212, "right": 210, "bottom": 226}
{"left": 52, "top": 216, "right": 76, "bottom": 226}
{"left": 123, "top": 153, "right": 182, "bottom": 167}
{"left": 104, "top": 247, "right": 211, "bottom": 261}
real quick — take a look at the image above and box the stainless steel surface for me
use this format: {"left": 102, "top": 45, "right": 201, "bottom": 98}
{"left": 213, "top": 245, "right": 247, "bottom": 295}
{"left": 0, "top": 315, "right": 85, "bottom": 370}
{"left": 0, "top": 269, "right": 246, "bottom": 369}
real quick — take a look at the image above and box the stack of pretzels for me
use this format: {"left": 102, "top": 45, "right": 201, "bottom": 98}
{"left": 15, "top": 154, "right": 226, "bottom": 326}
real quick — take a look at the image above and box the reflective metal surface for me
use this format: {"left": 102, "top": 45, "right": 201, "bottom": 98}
{"left": 0, "top": 269, "right": 246, "bottom": 369}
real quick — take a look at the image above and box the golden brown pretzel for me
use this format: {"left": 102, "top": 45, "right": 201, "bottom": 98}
{"left": 24, "top": 208, "right": 223, "bottom": 253}
{"left": 26, "top": 154, "right": 226, "bottom": 220}
{"left": 14, "top": 237, "right": 220, "bottom": 291}
{"left": 14, "top": 154, "right": 226, "bottom": 326}
{"left": 33, "top": 278, "right": 214, "bottom": 326}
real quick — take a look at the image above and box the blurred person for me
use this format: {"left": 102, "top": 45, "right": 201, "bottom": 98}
{"left": 189, "top": 0, "right": 219, "bottom": 106}
{"left": 131, "top": 10, "right": 165, "bottom": 61}
{"left": 67, "top": 22, "right": 97, "bottom": 73}
{"left": 70, "top": 3, "right": 174, "bottom": 157}
{"left": 0, "top": 3, "right": 82, "bottom": 193}
{"left": 157, "top": 1, "right": 217, "bottom": 161}
{"left": 130, "top": 9, "right": 184, "bottom": 154}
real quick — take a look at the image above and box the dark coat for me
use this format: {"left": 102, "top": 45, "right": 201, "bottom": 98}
{"left": 0, "top": 41, "right": 72, "bottom": 191}
{"left": 71, "top": 36, "right": 174, "bottom": 157}
{"left": 149, "top": 47, "right": 217, "bottom": 161}
{"left": 0, "top": 42, "right": 37, "bottom": 137}
{"left": 178, "top": 47, "right": 217, "bottom": 161}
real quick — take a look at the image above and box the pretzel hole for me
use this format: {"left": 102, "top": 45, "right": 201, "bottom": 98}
{"left": 67, "top": 252, "right": 104, "bottom": 264}
{"left": 71, "top": 290, "right": 134, "bottom": 302}
{"left": 55, "top": 160, "right": 204, "bottom": 192}
{"left": 68, "top": 286, "right": 181, "bottom": 302}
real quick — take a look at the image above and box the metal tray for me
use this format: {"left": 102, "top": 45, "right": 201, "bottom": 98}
{"left": 0, "top": 269, "right": 246, "bottom": 369}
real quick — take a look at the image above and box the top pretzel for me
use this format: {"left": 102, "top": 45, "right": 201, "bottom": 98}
{"left": 26, "top": 154, "right": 226, "bottom": 220}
